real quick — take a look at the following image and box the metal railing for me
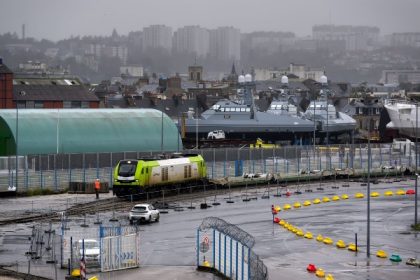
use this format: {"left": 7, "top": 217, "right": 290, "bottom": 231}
{"left": 0, "top": 142, "right": 416, "bottom": 192}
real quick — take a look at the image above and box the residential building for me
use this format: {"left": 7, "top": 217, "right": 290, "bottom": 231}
{"left": 13, "top": 76, "right": 100, "bottom": 109}
{"left": 254, "top": 63, "right": 324, "bottom": 81}
{"left": 19, "top": 61, "right": 47, "bottom": 73}
{"left": 142, "top": 25, "right": 172, "bottom": 52}
{"left": 86, "top": 44, "right": 128, "bottom": 64}
{"left": 241, "top": 31, "right": 295, "bottom": 55}
{"left": 0, "top": 60, "right": 99, "bottom": 109}
{"left": 120, "top": 66, "right": 144, "bottom": 77}
{"left": 209, "top": 27, "right": 241, "bottom": 61}
{"left": 312, "top": 25, "right": 380, "bottom": 51}
{"left": 390, "top": 32, "right": 420, "bottom": 48}
{"left": 0, "top": 59, "right": 14, "bottom": 109}
{"left": 381, "top": 69, "right": 420, "bottom": 84}
{"left": 173, "top": 26, "right": 209, "bottom": 58}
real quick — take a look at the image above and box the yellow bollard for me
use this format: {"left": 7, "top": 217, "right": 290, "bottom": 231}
{"left": 316, "top": 234, "right": 324, "bottom": 242}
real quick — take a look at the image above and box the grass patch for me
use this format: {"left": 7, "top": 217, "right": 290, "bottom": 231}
{"left": 411, "top": 223, "right": 420, "bottom": 231}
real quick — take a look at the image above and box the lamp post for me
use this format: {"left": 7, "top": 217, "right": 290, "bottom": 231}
{"left": 56, "top": 108, "right": 60, "bottom": 154}
{"left": 363, "top": 92, "right": 375, "bottom": 258}
{"left": 415, "top": 101, "right": 418, "bottom": 226}
{"left": 161, "top": 110, "right": 164, "bottom": 153}
{"left": 367, "top": 104, "right": 371, "bottom": 257}
{"left": 195, "top": 108, "right": 198, "bottom": 150}
{"left": 15, "top": 91, "right": 26, "bottom": 191}
{"left": 313, "top": 96, "right": 316, "bottom": 170}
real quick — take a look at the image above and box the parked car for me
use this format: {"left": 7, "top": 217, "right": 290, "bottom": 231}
{"left": 129, "top": 204, "right": 160, "bottom": 224}
{"left": 207, "top": 130, "right": 225, "bottom": 140}
{"left": 77, "top": 239, "right": 100, "bottom": 264}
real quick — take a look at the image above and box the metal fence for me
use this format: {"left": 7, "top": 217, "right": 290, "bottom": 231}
{"left": 0, "top": 141, "right": 416, "bottom": 192}
{"left": 197, "top": 217, "right": 268, "bottom": 280}
{"left": 60, "top": 221, "right": 140, "bottom": 273}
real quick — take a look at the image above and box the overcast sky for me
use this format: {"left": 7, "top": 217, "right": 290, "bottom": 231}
{"left": 1, "top": 0, "right": 420, "bottom": 41}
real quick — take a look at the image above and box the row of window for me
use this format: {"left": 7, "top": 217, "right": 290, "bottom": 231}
{"left": 355, "top": 107, "right": 381, "bottom": 115}
{"left": 216, "top": 107, "right": 251, "bottom": 112}
{"left": 17, "top": 101, "right": 90, "bottom": 108}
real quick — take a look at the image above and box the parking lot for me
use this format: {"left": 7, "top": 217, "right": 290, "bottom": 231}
{"left": 0, "top": 179, "right": 419, "bottom": 279}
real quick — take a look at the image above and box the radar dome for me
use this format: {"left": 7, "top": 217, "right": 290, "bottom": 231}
{"left": 238, "top": 75, "right": 245, "bottom": 83}
{"left": 245, "top": 74, "right": 252, "bottom": 82}
{"left": 281, "top": 75, "right": 289, "bottom": 84}
{"left": 319, "top": 75, "right": 328, "bottom": 85}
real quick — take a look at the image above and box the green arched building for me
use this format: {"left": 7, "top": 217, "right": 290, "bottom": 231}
{"left": 0, "top": 109, "right": 182, "bottom": 155}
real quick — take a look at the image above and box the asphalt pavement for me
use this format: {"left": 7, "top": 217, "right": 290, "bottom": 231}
{"left": 0, "top": 178, "right": 419, "bottom": 280}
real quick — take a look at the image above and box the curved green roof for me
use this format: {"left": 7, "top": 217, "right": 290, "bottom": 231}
{"left": 0, "top": 109, "right": 182, "bottom": 155}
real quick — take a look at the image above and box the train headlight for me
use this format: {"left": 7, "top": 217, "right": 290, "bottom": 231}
{"left": 114, "top": 179, "right": 118, "bottom": 182}
{"left": 135, "top": 179, "right": 139, "bottom": 182}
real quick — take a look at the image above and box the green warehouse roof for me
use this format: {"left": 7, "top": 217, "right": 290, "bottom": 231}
{"left": 0, "top": 109, "right": 182, "bottom": 155}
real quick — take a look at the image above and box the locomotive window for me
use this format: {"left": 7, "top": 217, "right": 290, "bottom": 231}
{"left": 141, "top": 168, "right": 144, "bottom": 174}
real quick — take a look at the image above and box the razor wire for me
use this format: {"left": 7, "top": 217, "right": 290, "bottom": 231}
{"left": 198, "top": 217, "right": 268, "bottom": 280}
{"left": 199, "top": 217, "right": 255, "bottom": 249}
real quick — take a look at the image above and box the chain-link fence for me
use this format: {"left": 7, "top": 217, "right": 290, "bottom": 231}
{"left": 0, "top": 141, "right": 415, "bottom": 192}
{"left": 197, "top": 217, "right": 268, "bottom": 280}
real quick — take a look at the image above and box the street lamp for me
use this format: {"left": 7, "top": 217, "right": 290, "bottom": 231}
{"left": 15, "top": 90, "right": 26, "bottom": 192}
{"left": 415, "top": 101, "right": 418, "bottom": 226}
{"left": 362, "top": 92, "right": 375, "bottom": 258}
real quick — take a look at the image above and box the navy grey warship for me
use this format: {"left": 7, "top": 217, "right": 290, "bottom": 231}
{"left": 182, "top": 74, "right": 315, "bottom": 142}
{"left": 266, "top": 75, "right": 302, "bottom": 118}
{"left": 303, "top": 75, "right": 356, "bottom": 140}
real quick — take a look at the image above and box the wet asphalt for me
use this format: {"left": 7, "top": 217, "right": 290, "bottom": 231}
{"left": 0, "top": 179, "right": 419, "bottom": 280}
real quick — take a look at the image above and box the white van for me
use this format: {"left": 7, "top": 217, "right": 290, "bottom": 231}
{"left": 207, "top": 130, "right": 225, "bottom": 140}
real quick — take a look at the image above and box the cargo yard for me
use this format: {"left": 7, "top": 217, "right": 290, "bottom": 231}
{"left": 0, "top": 177, "right": 419, "bottom": 279}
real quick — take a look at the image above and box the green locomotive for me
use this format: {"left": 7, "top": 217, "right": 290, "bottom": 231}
{"left": 113, "top": 154, "right": 207, "bottom": 197}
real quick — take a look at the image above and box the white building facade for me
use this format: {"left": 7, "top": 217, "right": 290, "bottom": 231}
{"left": 173, "top": 25, "right": 210, "bottom": 58}
{"left": 142, "top": 25, "right": 173, "bottom": 52}
{"left": 209, "top": 26, "right": 241, "bottom": 61}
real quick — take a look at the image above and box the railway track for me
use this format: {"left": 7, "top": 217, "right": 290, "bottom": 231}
{"left": 0, "top": 176, "right": 408, "bottom": 226}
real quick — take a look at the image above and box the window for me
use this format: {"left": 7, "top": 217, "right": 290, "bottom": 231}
{"left": 25, "top": 101, "right": 34, "bottom": 108}
{"left": 34, "top": 101, "right": 43, "bottom": 108}
{"left": 71, "top": 101, "right": 81, "bottom": 108}
{"left": 81, "top": 102, "right": 89, "bottom": 108}
{"left": 17, "top": 101, "right": 26, "bottom": 108}
{"left": 63, "top": 101, "right": 71, "bottom": 108}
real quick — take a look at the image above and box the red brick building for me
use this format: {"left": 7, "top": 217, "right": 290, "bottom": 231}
{"left": 0, "top": 59, "right": 14, "bottom": 109}
{"left": 0, "top": 59, "right": 99, "bottom": 109}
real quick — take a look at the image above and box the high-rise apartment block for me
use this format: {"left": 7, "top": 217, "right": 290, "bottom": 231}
{"left": 142, "top": 25, "right": 173, "bottom": 52}
{"left": 209, "top": 27, "right": 241, "bottom": 61}
{"left": 173, "top": 25, "right": 209, "bottom": 58}
{"left": 389, "top": 32, "right": 420, "bottom": 48}
{"left": 312, "top": 25, "right": 380, "bottom": 51}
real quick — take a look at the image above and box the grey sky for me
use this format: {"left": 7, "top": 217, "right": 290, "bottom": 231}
{"left": 1, "top": 0, "right": 420, "bottom": 41}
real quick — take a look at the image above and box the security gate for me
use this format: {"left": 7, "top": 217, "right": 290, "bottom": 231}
{"left": 101, "top": 232, "right": 140, "bottom": 272}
